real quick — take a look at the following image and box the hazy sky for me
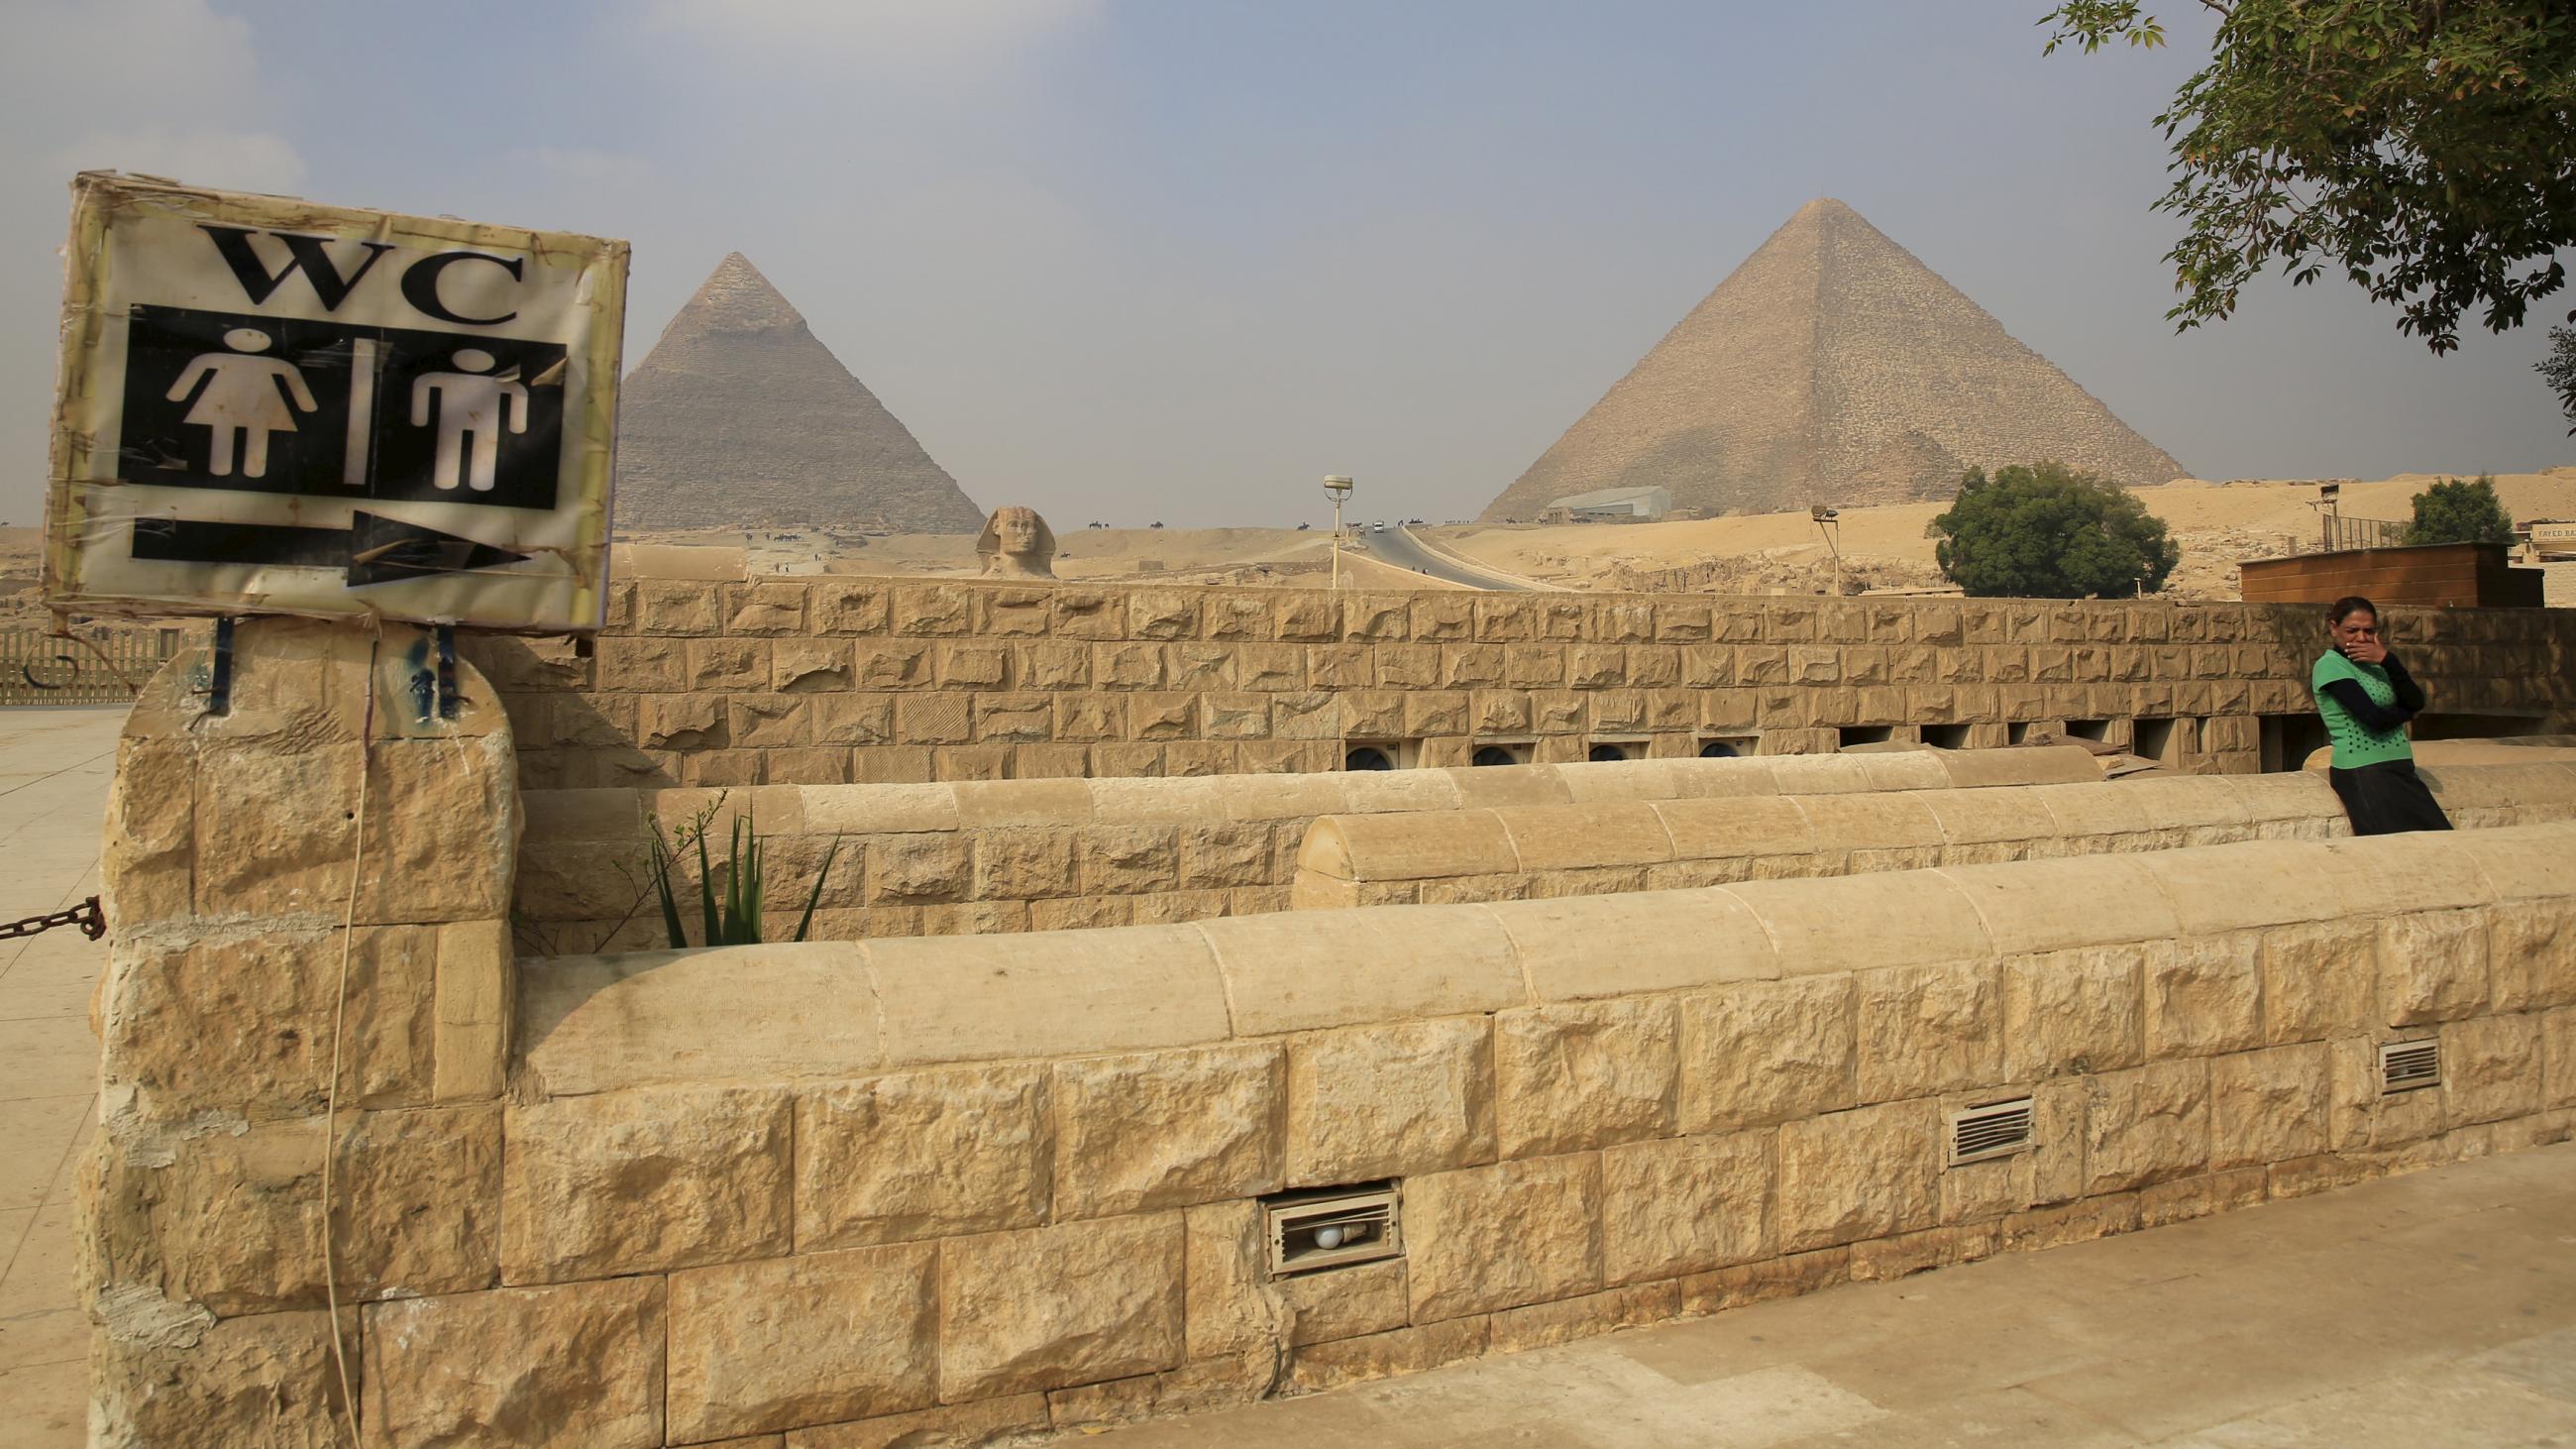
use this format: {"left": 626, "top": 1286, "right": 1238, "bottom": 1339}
{"left": 4, "top": 0, "right": 2569, "bottom": 530}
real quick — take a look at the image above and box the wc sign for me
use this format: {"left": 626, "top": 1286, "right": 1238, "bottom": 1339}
{"left": 46, "top": 172, "right": 629, "bottom": 632}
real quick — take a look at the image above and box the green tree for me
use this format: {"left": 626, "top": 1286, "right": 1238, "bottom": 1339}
{"left": 2403, "top": 474, "right": 2517, "bottom": 547}
{"left": 1930, "top": 462, "right": 2181, "bottom": 599}
{"left": 2040, "top": 2, "right": 2576, "bottom": 357}
{"left": 2541, "top": 325, "right": 2576, "bottom": 433}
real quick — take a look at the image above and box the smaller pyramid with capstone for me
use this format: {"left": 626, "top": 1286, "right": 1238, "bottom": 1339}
{"left": 614, "top": 254, "right": 983, "bottom": 532}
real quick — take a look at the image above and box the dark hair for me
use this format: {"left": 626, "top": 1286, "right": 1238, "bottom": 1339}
{"left": 2326, "top": 596, "right": 2378, "bottom": 624}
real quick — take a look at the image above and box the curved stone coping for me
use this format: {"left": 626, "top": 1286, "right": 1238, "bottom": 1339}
{"left": 1291, "top": 760, "right": 2576, "bottom": 887}
{"left": 2302, "top": 741, "right": 2576, "bottom": 772}
{"left": 518, "top": 745, "right": 2103, "bottom": 845}
{"left": 514, "top": 820, "right": 2576, "bottom": 1096}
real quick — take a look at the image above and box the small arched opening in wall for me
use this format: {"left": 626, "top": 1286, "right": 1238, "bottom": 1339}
{"left": 1920, "top": 723, "right": 1972, "bottom": 749}
{"left": 1698, "top": 734, "right": 1756, "bottom": 759}
{"left": 1343, "top": 739, "right": 1418, "bottom": 771}
{"left": 2065, "top": 718, "right": 2111, "bottom": 743}
{"left": 1836, "top": 724, "right": 1894, "bottom": 749}
{"left": 1587, "top": 737, "right": 1647, "bottom": 763}
{"left": 1470, "top": 740, "right": 1533, "bottom": 767}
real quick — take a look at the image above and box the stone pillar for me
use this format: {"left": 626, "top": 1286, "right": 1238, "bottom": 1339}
{"left": 79, "top": 616, "right": 520, "bottom": 1446}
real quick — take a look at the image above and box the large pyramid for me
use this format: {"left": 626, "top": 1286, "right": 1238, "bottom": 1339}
{"left": 613, "top": 254, "right": 983, "bottom": 532}
{"left": 1479, "top": 199, "right": 2185, "bottom": 521}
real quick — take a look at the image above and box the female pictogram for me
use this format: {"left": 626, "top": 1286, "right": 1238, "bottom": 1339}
{"left": 408, "top": 347, "right": 527, "bottom": 492}
{"left": 163, "top": 328, "right": 318, "bottom": 479}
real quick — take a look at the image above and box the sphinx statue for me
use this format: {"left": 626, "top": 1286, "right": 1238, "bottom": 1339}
{"left": 976, "top": 505, "right": 1058, "bottom": 580}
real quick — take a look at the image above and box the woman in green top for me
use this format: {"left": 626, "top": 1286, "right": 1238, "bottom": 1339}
{"left": 2311, "top": 596, "right": 2450, "bottom": 836}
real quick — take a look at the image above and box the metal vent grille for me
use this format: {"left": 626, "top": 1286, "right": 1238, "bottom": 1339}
{"left": 1264, "top": 1184, "right": 1401, "bottom": 1278}
{"left": 2380, "top": 1039, "right": 2440, "bottom": 1094}
{"left": 1946, "top": 1097, "right": 2035, "bottom": 1167}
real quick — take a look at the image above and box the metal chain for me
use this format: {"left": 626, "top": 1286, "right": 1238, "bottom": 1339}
{"left": 0, "top": 896, "right": 105, "bottom": 943}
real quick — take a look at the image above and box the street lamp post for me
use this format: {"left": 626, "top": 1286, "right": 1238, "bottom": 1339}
{"left": 1810, "top": 503, "right": 1843, "bottom": 597}
{"left": 1324, "top": 475, "right": 1354, "bottom": 591}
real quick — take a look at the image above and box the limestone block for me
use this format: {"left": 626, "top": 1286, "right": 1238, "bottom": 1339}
{"left": 2326, "top": 1036, "right": 2444, "bottom": 1151}
{"left": 1495, "top": 803, "right": 1674, "bottom": 871}
{"left": 1053, "top": 1043, "right": 1285, "bottom": 1218}
{"left": 433, "top": 918, "right": 512, "bottom": 1102}
{"left": 2083, "top": 1059, "right": 2210, "bottom": 1192}
{"left": 2489, "top": 902, "right": 2576, "bottom": 1014}
{"left": 1087, "top": 776, "right": 1230, "bottom": 825}
{"left": 1650, "top": 796, "right": 1816, "bottom": 861}
{"left": 2026, "top": 781, "right": 2151, "bottom": 837}
{"left": 2378, "top": 911, "right": 2491, "bottom": 1027}
{"left": 666, "top": 1245, "right": 940, "bottom": 1441}
{"left": 2001, "top": 946, "right": 2147, "bottom": 1078}
{"left": 2314, "top": 834, "right": 2497, "bottom": 916}
{"left": 501, "top": 1085, "right": 791, "bottom": 1282}
{"left": 2441, "top": 1014, "right": 2542, "bottom": 1126}
{"left": 1181, "top": 1199, "right": 1277, "bottom": 1360}
{"left": 1493, "top": 997, "right": 1679, "bottom": 1157}
{"left": 517, "top": 946, "right": 880, "bottom": 1096}
{"left": 2207, "top": 1045, "right": 2329, "bottom": 1170}
{"left": 189, "top": 738, "right": 358, "bottom": 916}
{"left": 1284, "top": 1317, "right": 1489, "bottom": 1395}
{"left": 1297, "top": 809, "right": 1517, "bottom": 883}
{"left": 796, "top": 1064, "right": 1050, "bottom": 1249}
{"left": 1601, "top": 1130, "right": 1772, "bottom": 1283}
{"left": 853, "top": 642, "right": 931, "bottom": 689}
{"left": 105, "top": 923, "right": 432, "bottom": 1122}
{"left": 2145, "top": 935, "right": 2264, "bottom": 1058}
{"left": 363, "top": 1276, "right": 664, "bottom": 1448}
{"left": 1775, "top": 1100, "right": 1942, "bottom": 1253}
{"left": 2547, "top": 1008, "right": 2576, "bottom": 1111}
{"left": 691, "top": 638, "right": 774, "bottom": 692}
{"left": 1404, "top": 1153, "right": 1603, "bottom": 1321}
{"left": 93, "top": 1105, "right": 499, "bottom": 1314}
{"left": 1935, "top": 855, "right": 2184, "bottom": 954}
{"left": 940, "top": 1213, "right": 1185, "bottom": 1400}
{"left": 811, "top": 693, "right": 897, "bottom": 745}
{"left": 1285, "top": 1017, "right": 1495, "bottom": 1185}
{"left": 1721, "top": 872, "right": 1990, "bottom": 977}
{"left": 101, "top": 735, "right": 193, "bottom": 928}
{"left": 788, "top": 1394, "right": 1054, "bottom": 1448}
{"left": 1081, "top": 825, "right": 1181, "bottom": 894}
{"left": 1200, "top": 905, "right": 1524, "bottom": 1036}
{"left": 92, "top": 1306, "right": 353, "bottom": 1449}
{"left": 2132, "top": 840, "right": 2344, "bottom": 935}
{"left": 1855, "top": 961, "right": 2002, "bottom": 1102}
{"left": 1919, "top": 788, "right": 2059, "bottom": 852}
{"left": 1176, "top": 823, "right": 1274, "bottom": 890}
{"left": 2258, "top": 920, "right": 2379, "bottom": 1045}
{"left": 867, "top": 924, "right": 1231, "bottom": 1065}
{"left": 965, "top": 828, "right": 1077, "bottom": 902}
{"left": 1678, "top": 974, "right": 1857, "bottom": 1132}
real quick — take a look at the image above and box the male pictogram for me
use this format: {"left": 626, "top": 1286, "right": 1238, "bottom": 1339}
{"left": 164, "top": 328, "right": 317, "bottom": 478}
{"left": 409, "top": 347, "right": 527, "bottom": 492}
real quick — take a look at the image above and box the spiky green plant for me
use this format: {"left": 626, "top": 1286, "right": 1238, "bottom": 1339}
{"left": 647, "top": 810, "right": 840, "bottom": 948}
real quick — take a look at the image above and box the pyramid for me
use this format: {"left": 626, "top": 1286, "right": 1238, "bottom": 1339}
{"left": 1479, "top": 199, "right": 2185, "bottom": 521}
{"left": 613, "top": 254, "right": 983, "bottom": 532}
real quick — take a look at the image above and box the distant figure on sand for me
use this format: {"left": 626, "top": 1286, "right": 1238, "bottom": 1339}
{"left": 978, "top": 505, "right": 1057, "bottom": 579}
{"left": 2311, "top": 595, "right": 2451, "bottom": 836}
{"left": 165, "top": 328, "right": 316, "bottom": 479}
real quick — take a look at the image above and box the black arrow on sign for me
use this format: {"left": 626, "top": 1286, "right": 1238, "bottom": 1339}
{"left": 132, "top": 510, "right": 530, "bottom": 587}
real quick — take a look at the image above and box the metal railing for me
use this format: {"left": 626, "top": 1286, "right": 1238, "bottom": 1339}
{"left": 2316, "top": 512, "right": 2411, "bottom": 553}
{"left": 0, "top": 627, "right": 180, "bottom": 706}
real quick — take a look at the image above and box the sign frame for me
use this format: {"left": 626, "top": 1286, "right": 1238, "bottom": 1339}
{"left": 44, "top": 172, "right": 629, "bottom": 634}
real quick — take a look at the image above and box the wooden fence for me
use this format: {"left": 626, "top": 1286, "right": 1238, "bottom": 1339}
{"left": 0, "top": 627, "right": 180, "bottom": 706}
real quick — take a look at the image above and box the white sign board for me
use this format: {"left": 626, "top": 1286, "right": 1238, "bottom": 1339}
{"left": 45, "top": 172, "right": 628, "bottom": 632}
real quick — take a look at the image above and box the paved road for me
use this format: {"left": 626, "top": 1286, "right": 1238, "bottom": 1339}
{"left": 1353, "top": 525, "right": 1533, "bottom": 591}
{"left": 1099, "top": 1144, "right": 2576, "bottom": 1447}
{"left": 0, "top": 706, "right": 124, "bottom": 1446}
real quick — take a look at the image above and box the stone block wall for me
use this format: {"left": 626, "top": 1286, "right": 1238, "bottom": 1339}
{"left": 511, "top": 744, "right": 2100, "bottom": 953}
{"left": 255, "top": 823, "right": 2569, "bottom": 1444}
{"left": 464, "top": 579, "right": 2576, "bottom": 792}
{"left": 82, "top": 619, "right": 520, "bottom": 1447}
{"left": 1293, "top": 760, "right": 2576, "bottom": 908}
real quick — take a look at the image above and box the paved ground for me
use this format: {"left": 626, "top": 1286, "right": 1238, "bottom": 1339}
{"left": 2, "top": 704, "right": 2574, "bottom": 1447}
{"left": 1102, "top": 1145, "right": 2576, "bottom": 1448}
{"left": 0, "top": 707, "right": 124, "bottom": 1446}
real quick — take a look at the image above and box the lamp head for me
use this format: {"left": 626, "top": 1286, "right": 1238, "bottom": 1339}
{"left": 1810, "top": 504, "right": 1838, "bottom": 522}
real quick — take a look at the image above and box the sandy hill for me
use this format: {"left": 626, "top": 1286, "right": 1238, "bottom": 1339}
{"left": 1442, "top": 469, "right": 2576, "bottom": 599}
{"left": 1481, "top": 198, "right": 2184, "bottom": 523}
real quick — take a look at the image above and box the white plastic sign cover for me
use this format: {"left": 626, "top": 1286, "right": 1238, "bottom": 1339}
{"left": 45, "top": 172, "right": 628, "bottom": 632}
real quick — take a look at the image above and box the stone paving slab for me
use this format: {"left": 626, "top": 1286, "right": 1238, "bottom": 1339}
{"left": 1091, "top": 1143, "right": 2576, "bottom": 1447}
{"left": 0, "top": 706, "right": 127, "bottom": 1448}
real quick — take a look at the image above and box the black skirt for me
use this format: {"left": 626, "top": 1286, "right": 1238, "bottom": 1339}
{"left": 2326, "top": 759, "right": 2453, "bottom": 836}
